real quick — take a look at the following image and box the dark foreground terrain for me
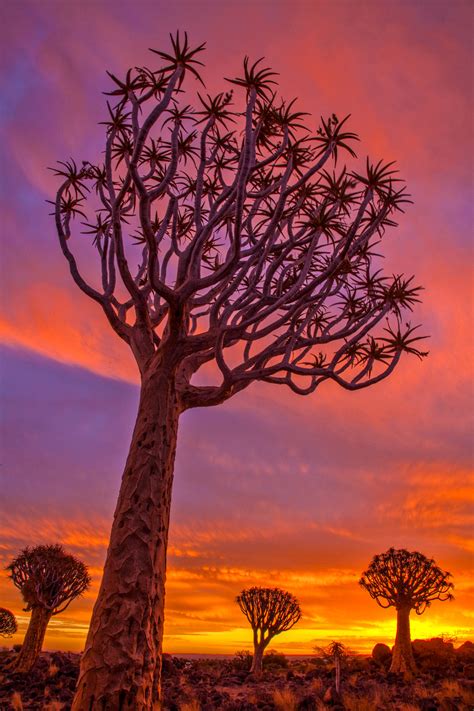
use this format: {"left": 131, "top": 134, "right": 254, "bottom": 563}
{"left": 0, "top": 640, "right": 473, "bottom": 710}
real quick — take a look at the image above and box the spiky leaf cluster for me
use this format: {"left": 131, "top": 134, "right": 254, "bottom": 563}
{"left": 51, "top": 32, "right": 427, "bottom": 405}
{"left": 236, "top": 586, "right": 301, "bottom": 637}
{"left": 7, "top": 545, "right": 91, "bottom": 615}
{"left": 359, "top": 548, "right": 454, "bottom": 615}
{"left": 314, "top": 640, "right": 350, "bottom": 661}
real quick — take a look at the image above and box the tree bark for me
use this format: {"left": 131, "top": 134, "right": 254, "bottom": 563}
{"left": 335, "top": 656, "right": 341, "bottom": 694}
{"left": 250, "top": 641, "right": 265, "bottom": 676}
{"left": 14, "top": 606, "right": 52, "bottom": 673}
{"left": 72, "top": 363, "right": 181, "bottom": 710}
{"left": 390, "top": 606, "right": 417, "bottom": 676}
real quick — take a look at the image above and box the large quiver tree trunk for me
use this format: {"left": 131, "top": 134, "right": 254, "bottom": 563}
{"left": 250, "top": 633, "right": 271, "bottom": 677}
{"left": 390, "top": 606, "right": 417, "bottom": 676}
{"left": 72, "top": 365, "right": 181, "bottom": 710}
{"left": 14, "top": 606, "right": 52, "bottom": 673}
{"left": 250, "top": 641, "right": 265, "bottom": 677}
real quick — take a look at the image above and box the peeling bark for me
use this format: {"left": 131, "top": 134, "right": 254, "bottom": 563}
{"left": 72, "top": 365, "right": 181, "bottom": 710}
{"left": 13, "top": 606, "right": 52, "bottom": 673}
{"left": 390, "top": 606, "right": 417, "bottom": 676}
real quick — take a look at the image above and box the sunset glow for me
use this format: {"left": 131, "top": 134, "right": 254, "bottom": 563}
{"left": 1, "top": 0, "right": 473, "bottom": 660}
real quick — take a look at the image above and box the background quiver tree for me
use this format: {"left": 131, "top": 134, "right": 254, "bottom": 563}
{"left": 359, "top": 548, "right": 454, "bottom": 677}
{"left": 0, "top": 608, "right": 17, "bottom": 638}
{"left": 7, "top": 544, "right": 90, "bottom": 673}
{"left": 51, "top": 31, "right": 428, "bottom": 709}
{"left": 236, "top": 586, "right": 301, "bottom": 676}
{"left": 314, "top": 640, "right": 350, "bottom": 695}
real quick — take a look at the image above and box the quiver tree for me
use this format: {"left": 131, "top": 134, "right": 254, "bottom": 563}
{"left": 0, "top": 608, "right": 17, "bottom": 637}
{"left": 359, "top": 548, "right": 454, "bottom": 676}
{"left": 236, "top": 586, "right": 301, "bottom": 675}
{"left": 7, "top": 545, "right": 90, "bottom": 673}
{"left": 50, "top": 31, "right": 428, "bottom": 708}
{"left": 314, "top": 641, "right": 349, "bottom": 694}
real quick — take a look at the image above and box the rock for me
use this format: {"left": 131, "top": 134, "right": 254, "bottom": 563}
{"left": 463, "top": 662, "right": 474, "bottom": 679}
{"left": 386, "top": 670, "right": 405, "bottom": 683}
{"left": 371, "top": 643, "right": 392, "bottom": 666}
{"left": 298, "top": 694, "right": 319, "bottom": 710}
{"left": 222, "top": 675, "right": 244, "bottom": 685}
{"left": 456, "top": 641, "right": 474, "bottom": 661}
{"left": 419, "top": 699, "right": 439, "bottom": 711}
{"left": 413, "top": 637, "right": 454, "bottom": 652}
{"left": 412, "top": 638, "right": 456, "bottom": 672}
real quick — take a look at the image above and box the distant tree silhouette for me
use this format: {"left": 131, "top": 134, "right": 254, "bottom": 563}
{"left": 314, "top": 640, "right": 350, "bottom": 694}
{"left": 359, "top": 548, "right": 453, "bottom": 676}
{"left": 236, "top": 587, "right": 301, "bottom": 675}
{"left": 51, "top": 30, "right": 427, "bottom": 708}
{"left": 0, "top": 608, "right": 17, "bottom": 637}
{"left": 7, "top": 544, "right": 90, "bottom": 673}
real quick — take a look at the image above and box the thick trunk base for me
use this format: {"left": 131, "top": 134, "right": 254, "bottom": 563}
{"left": 390, "top": 607, "right": 417, "bottom": 677}
{"left": 250, "top": 644, "right": 265, "bottom": 677}
{"left": 14, "top": 606, "right": 51, "bottom": 673}
{"left": 72, "top": 370, "right": 181, "bottom": 711}
{"left": 250, "top": 637, "right": 271, "bottom": 677}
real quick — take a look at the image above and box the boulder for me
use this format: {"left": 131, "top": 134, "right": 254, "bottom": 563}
{"left": 462, "top": 662, "right": 474, "bottom": 679}
{"left": 371, "top": 643, "right": 392, "bottom": 666}
{"left": 412, "top": 638, "right": 455, "bottom": 671}
{"left": 456, "top": 640, "right": 474, "bottom": 661}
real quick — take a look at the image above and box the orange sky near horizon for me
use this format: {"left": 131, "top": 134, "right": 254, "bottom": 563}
{"left": 0, "top": 0, "right": 473, "bottom": 657}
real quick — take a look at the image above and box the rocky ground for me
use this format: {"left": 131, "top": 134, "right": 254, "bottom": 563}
{"left": 0, "top": 639, "right": 473, "bottom": 710}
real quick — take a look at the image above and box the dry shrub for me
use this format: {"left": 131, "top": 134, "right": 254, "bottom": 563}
{"left": 459, "top": 685, "right": 474, "bottom": 707}
{"left": 412, "top": 680, "right": 432, "bottom": 699}
{"left": 438, "top": 679, "right": 461, "bottom": 696}
{"left": 342, "top": 693, "right": 371, "bottom": 711}
{"left": 48, "top": 662, "right": 60, "bottom": 676}
{"left": 43, "top": 702, "right": 64, "bottom": 711}
{"left": 10, "top": 692, "right": 23, "bottom": 711}
{"left": 310, "top": 677, "right": 324, "bottom": 695}
{"left": 273, "top": 688, "right": 297, "bottom": 711}
{"left": 314, "top": 701, "right": 327, "bottom": 711}
{"left": 396, "top": 705, "right": 420, "bottom": 711}
{"left": 436, "top": 678, "right": 474, "bottom": 706}
{"left": 343, "top": 686, "right": 391, "bottom": 711}
{"left": 180, "top": 701, "right": 200, "bottom": 711}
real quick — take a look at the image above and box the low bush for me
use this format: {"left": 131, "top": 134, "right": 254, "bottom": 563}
{"left": 264, "top": 650, "right": 289, "bottom": 669}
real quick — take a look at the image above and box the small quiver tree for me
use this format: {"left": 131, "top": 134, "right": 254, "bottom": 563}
{"left": 236, "top": 586, "right": 301, "bottom": 676}
{"left": 7, "top": 544, "right": 90, "bottom": 673}
{"left": 314, "top": 641, "right": 349, "bottom": 694}
{"left": 0, "top": 608, "right": 17, "bottom": 638}
{"left": 359, "top": 548, "right": 453, "bottom": 677}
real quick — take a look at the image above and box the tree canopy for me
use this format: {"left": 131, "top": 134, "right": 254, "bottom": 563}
{"left": 52, "top": 31, "right": 427, "bottom": 402}
{"left": 359, "top": 548, "right": 454, "bottom": 614}
{"left": 7, "top": 544, "right": 91, "bottom": 615}
{"left": 236, "top": 586, "right": 301, "bottom": 637}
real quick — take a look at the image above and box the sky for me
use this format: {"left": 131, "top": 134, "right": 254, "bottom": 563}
{"left": 0, "top": 0, "right": 473, "bottom": 655}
